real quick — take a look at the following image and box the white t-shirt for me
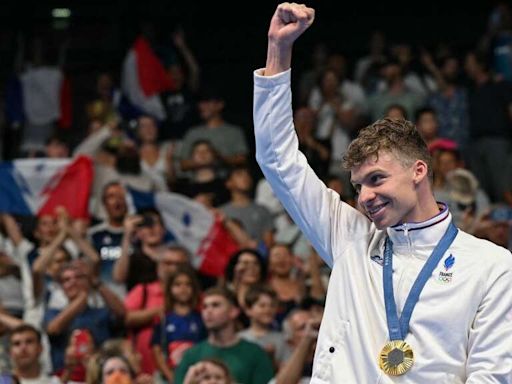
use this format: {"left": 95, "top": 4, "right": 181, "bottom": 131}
{"left": 19, "top": 374, "right": 61, "bottom": 384}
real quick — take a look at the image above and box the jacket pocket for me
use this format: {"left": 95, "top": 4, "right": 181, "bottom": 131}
{"left": 311, "top": 320, "right": 350, "bottom": 382}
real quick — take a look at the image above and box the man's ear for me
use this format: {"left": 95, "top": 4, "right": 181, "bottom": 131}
{"left": 229, "top": 305, "right": 241, "bottom": 320}
{"left": 413, "top": 160, "right": 429, "bottom": 184}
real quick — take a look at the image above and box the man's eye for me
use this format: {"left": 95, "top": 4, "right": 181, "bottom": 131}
{"left": 370, "top": 175, "right": 383, "bottom": 183}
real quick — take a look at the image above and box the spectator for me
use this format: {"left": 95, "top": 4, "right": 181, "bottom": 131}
{"left": 8, "top": 324, "right": 61, "bottom": 384}
{"left": 296, "top": 42, "right": 329, "bottom": 105}
{"left": 441, "top": 168, "right": 491, "bottom": 231}
{"left": 159, "top": 28, "right": 201, "bottom": 141}
{"left": 430, "top": 143, "right": 490, "bottom": 228}
{"left": 414, "top": 107, "right": 439, "bottom": 147}
{"left": 151, "top": 266, "right": 206, "bottom": 383}
{"left": 44, "top": 135, "right": 70, "bottom": 159}
{"left": 221, "top": 166, "right": 274, "bottom": 250}
{"left": 136, "top": 115, "right": 174, "bottom": 191}
{"left": 238, "top": 285, "right": 288, "bottom": 369}
{"left": 354, "top": 30, "right": 388, "bottom": 95}
{"left": 267, "top": 244, "right": 305, "bottom": 326}
{"left": 473, "top": 204, "right": 512, "bottom": 251}
{"left": 123, "top": 244, "right": 190, "bottom": 375}
{"left": 60, "top": 329, "right": 95, "bottom": 383}
{"left": 294, "top": 107, "right": 330, "bottom": 180}
{"left": 422, "top": 53, "right": 470, "bottom": 154}
{"left": 367, "top": 57, "right": 424, "bottom": 121}
{"left": 183, "top": 359, "right": 234, "bottom": 384}
{"left": 384, "top": 104, "right": 407, "bottom": 120}
{"left": 271, "top": 309, "right": 321, "bottom": 384}
{"left": 44, "top": 260, "right": 125, "bottom": 373}
{"left": 464, "top": 49, "right": 512, "bottom": 202}
{"left": 178, "top": 88, "right": 249, "bottom": 176}
{"left": 307, "top": 69, "right": 352, "bottom": 178}
{"left": 224, "top": 249, "right": 267, "bottom": 312}
{"left": 97, "top": 355, "right": 137, "bottom": 384}
{"left": 88, "top": 182, "right": 128, "bottom": 298}
{"left": 113, "top": 209, "right": 167, "bottom": 291}
{"left": 175, "top": 140, "right": 229, "bottom": 208}
{"left": 174, "top": 286, "right": 274, "bottom": 384}
{"left": 32, "top": 207, "right": 100, "bottom": 312}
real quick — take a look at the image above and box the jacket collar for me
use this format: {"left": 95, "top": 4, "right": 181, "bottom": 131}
{"left": 386, "top": 203, "right": 452, "bottom": 248}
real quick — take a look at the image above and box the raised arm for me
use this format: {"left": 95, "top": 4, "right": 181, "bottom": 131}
{"left": 264, "top": 3, "right": 315, "bottom": 76}
{"left": 254, "top": 4, "right": 370, "bottom": 268}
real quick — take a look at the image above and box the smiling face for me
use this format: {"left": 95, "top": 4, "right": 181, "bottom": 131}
{"left": 269, "top": 245, "right": 294, "bottom": 278}
{"left": 246, "top": 293, "right": 277, "bottom": 327}
{"left": 59, "top": 267, "right": 89, "bottom": 300}
{"left": 351, "top": 151, "right": 428, "bottom": 229}
{"left": 233, "top": 252, "right": 262, "bottom": 285}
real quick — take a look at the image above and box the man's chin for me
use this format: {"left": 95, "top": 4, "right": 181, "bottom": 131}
{"left": 372, "top": 217, "right": 394, "bottom": 230}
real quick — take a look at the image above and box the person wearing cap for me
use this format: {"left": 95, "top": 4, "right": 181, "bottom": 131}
{"left": 253, "top": 3, "right": 512, "bottom": 382}
{"left": 441, "top": 168, "right": 491, "bottom": 231}
{"left": 178, "top": 88, "right": 249, "bottom": 176}
{"left": 429, "top": 140, "right": 491, "bottom": 231}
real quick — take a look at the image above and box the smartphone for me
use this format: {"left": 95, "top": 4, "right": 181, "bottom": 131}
{"left": 137, "top": 214, "right": 155, "bottom": 228}
{"left": 70, "top": 329, "right": 93, "bottom": 360}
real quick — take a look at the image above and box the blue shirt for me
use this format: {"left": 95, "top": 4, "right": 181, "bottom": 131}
{"left": 88, "top": 223, "right": 124, "bottom": 283}
{"left": 44, "top": 306, "right": 115, "bottom": 371}
{"left": 151, "top": 311, "right": 206, "bottom": 367}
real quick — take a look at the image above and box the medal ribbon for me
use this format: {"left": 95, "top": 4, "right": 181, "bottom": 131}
{"left": 383, "top": 221, "right": 458, "bottom": 341}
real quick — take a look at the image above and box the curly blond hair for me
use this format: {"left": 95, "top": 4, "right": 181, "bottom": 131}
{"left": 342, "top": 118, "right": 433, "bottom": 179}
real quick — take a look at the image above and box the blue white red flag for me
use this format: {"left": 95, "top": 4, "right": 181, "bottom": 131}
{"left": 129, "top": 189, "right": 239, "bottom": 277}
{"left": 0, "top": 156, "right": 93, "bottom": 218}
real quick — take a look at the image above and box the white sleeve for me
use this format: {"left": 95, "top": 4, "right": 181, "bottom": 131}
{"left": 72, "top": 126, "right": 111, "bottom": 156}
{"left": 465, "top": 249, "right": 512, "bottom": 382}
{"left": 253, "top": 69, "right": 371, "bottom": 267}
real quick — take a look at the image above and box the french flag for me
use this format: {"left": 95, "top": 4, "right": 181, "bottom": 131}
{"left": 121, "top": 36, "right": 174, "bottom": 120}
{"left": 0, "top": 156, "right": 93, "bottom": 219}
{"left": 5, "top": 67, "right": 72, "bottom": 129}
{"left": 129, "top": 189, "right": 239, "bottom": 277}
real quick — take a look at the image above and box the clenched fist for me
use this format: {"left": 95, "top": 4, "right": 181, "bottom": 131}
{"left": 268, "top": 3, "right": 315, "bottom": 47}
{"left": 265, "top": 3, "right": 315, "bottom": 75}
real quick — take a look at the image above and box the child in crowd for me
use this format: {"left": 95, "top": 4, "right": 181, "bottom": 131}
{"left": 151, "top": 265, "right": 206, "bottom": 383}
{"left": 238, "top": 285, "right": 288, "bottom": 369}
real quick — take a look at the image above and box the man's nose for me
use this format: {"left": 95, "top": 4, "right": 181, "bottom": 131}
{"left": 358, "top": 185, "right": 376, "bottom": 204}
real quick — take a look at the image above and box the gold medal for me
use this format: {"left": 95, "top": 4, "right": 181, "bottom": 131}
{"left": 378, "top": 340, "right": 414, "bottom": 376}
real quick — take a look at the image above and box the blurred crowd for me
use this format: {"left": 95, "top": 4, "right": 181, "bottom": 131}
{"left": 1, "top": 3, "right": 512, "bottom": 384}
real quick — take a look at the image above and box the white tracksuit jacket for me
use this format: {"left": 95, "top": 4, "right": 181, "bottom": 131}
{"left": 253, "top": 69, "right": 512, "bottom": 383}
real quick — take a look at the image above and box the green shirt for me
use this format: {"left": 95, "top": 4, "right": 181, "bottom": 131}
{"left": 174, "top": 339, "right": 274, "bottom": 384}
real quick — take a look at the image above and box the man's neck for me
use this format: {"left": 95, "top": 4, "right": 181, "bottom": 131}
{"left": 108, "top": 218, "right": 124, "bottom": 228}
{"left": 208, "top": 326, "right": 239, "bottom": 347}
{"left": 403, "top": 193, "right": 442, "bottom": 224}
{"left": 230, "top": 192, "right": 251, "bottom": 206}
{"left": 15, "top": 364, "right": 41, "bottom": 379}
{"left": 206, "top": 117, "right": 224, "bottom": 129}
